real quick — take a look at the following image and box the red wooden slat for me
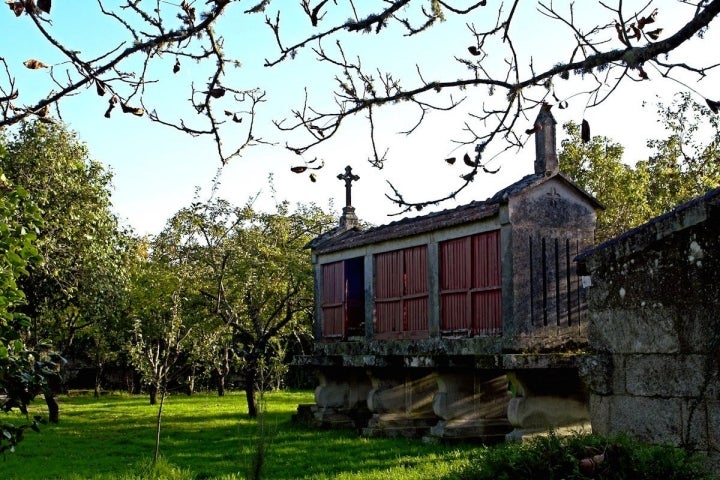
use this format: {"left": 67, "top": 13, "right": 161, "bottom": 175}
{"left": 404, "top": 246, "right": 428, "bottom": 295}
{"left": 472, "top": 289, "right": 502, "bottom": 334}
{"left": 441, "top": 293, "right": 467, "bottom": 331}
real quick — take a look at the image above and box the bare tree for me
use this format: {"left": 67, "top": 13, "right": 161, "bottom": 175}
{"left": 3, "top": 1, "right": 719, "bottom": 210}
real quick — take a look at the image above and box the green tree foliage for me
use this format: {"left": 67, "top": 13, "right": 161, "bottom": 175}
{"left": 156, "top": 195, "right": 335, "bottom": 417}
{"left": 0, "top": 120, "right": 132, "bottom": 409}
{"left": 559, "top": 122, "right": 651, "bottom": 242}
{"left": 642, "top": 93, "right": 720, "bottom": 214}
{"left": 0, "top": 168, "right": 47, "bottom": 453}
{"left": 560, "top": 94, "right": 720, "bottom": 243}
{"left": 126, "top": 237, "right": 193, "bottom": 407}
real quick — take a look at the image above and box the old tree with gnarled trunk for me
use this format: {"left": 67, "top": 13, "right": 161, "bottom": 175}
{"left": 153, "top": 196, "right": 335, "bottom": 417}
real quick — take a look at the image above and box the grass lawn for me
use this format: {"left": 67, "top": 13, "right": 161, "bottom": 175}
{"left": 0, "top": 391, "right": 478, "bottom": 480}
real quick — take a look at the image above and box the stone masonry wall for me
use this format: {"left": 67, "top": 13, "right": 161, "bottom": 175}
{"left": 580, "top": 188, "right": 720, "bottom": 469}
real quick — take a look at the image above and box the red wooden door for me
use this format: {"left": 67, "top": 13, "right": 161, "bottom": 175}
{"left": 321, "top": 261, "right": 345, "bottom": 338}
{"left": 440, "top": 230, "right": 501, "bottom": 335}
{"left": 374, "top": 246, "right": 428, "bottom": 339}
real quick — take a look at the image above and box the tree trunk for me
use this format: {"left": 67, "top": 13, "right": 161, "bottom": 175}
{"left": 218, "top": 375, "right": 225, "bottom": 397}
{"left": 94, "top": 364, "right": 103, "bottom": 398}
{"left": 216, "top": 368, "right": 226, "bottom": 397}
{"left": 153, "top": 389, "right": 166, "bottom": 466}
{"left": 44, "top": 391, "right": 60, "bottom": 424}
{"left": 149, "top": 384, "right": 158, "bottom": 405}
{"left": 187, "top": 365, "right": 196, "bottom": 396}
{"left": 244, "top": 362, "right": 258, "bottom": 418}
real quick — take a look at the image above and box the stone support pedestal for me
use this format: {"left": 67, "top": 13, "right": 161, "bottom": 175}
{"left": 505, "top": 369, "right": 590, "bottom": 441}
{"left": 308, "top": 369, "right": 372, "bottom": 429}
{"left": 363, "top": 371, "right": 439, "bottom": 438}
{"left": 428, "top": 371, "right": 512, "bottom": 442}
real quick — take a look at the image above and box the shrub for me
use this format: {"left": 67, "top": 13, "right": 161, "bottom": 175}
{"left": 455, "top": 432, "right": 715, "bottom": 480}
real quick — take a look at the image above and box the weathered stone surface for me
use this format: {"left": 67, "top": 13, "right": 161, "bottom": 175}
{"left": 609, "top": 395, "right": 683, "bottom": 445}
{"left": 314, "top": 370, "right": 371, "bottom": 409}
{"left": 507, "top": 396, "right": 589, "bottom": 429}
{"left": 681, "top": 399, "right": 709, "bottom": 451}
{"left": 588, "top": 395, "right": 611, "bottom": 435}
{"left": 577, "top": 354, "right": 614, "bottom": 395}
{"left": 367, "top": 373, "right": 436, "bottom": 415}
{"left": 432, "top": 372, "right": 509, "bottom": 420}
{"left": 588, "top": 308, "right": 680, "bottom": 354}
{"left": 706, "top": 401, "right": 720, "bottom": 469}
{"left": 676, "top": 310, "right": 720, "bottom": 353}
{"left": 624, "top": 354, "right": 707, "bottom": 397}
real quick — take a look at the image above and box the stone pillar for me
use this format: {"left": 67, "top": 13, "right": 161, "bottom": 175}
{"left": 429, "top": 371, "right": 512, "bottom": 442}
{"left": 363, "top": 370, "right": 439, "bottom": 438}
{"left": 307, "top": 369, "right": 372, "bottom": 429}
{"left": 505, "top": 369, "right": 590, "bottom": 440}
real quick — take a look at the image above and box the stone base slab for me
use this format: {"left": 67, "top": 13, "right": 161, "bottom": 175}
{"left": 428, "top": 418, "right": 512, "bottom": 444}
{"left": 362, "top": 413, "right": 438, "bottom": 438}
{"left": 293, "top": 403, "right": 370, "bottom": 430}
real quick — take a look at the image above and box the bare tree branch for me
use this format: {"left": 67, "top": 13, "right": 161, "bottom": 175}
{"left": 4, "top": 0, "right": 720, "bottom": 212}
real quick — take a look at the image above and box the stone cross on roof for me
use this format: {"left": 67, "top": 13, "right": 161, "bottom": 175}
{"left": 337, "top": 165, "right": 360, "bottom": 208}
{"left": 337, "top": 165, "right": 360, "bottom": 230}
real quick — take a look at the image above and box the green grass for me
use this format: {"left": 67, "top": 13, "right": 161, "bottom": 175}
{"left": 1, "top": 391, "right": 715, "bottom": 480}
{"left": 0, "top": 391, "right": 477, "bottom": 480}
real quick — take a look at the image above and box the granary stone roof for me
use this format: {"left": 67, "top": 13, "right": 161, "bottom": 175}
{"left": 310, "top": 170, "right": 602, "bottom": 255}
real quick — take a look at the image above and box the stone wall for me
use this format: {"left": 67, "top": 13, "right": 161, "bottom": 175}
{"left": 578, "top": 187, "right": 720, "bottom": 469}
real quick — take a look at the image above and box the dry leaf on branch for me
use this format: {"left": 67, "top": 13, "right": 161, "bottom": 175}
{"left": 23, "top": 59, "right": 48, "bottom": 69}
{"left": 468, "top": 46, "right": 481, "bottom": 56}
{"left": 173, "top": 58, "right": 181, "bottom": 74}
{"left": 37, "top": 0, "right": 50, "bottom": 13}
{"left": 525, "top": 122, "right": 542, "bottom": 135}
{"left": 205, "top": 88, "right": 226, "bottom": 98}
{"left": 35, "top": 104, "right": 49, "bottom": 117}
{"left": 290, "top": 166, "right": 307, "bottom": 173}
{"left": 9, "top": 1, "right": 24, "bottom": 16}
{"left": 0, "top": 91, "right": 19, "bottom": 102}
{"left": 121, "top": 104, "right": 144, "bottom": 116}
{"left": 463, "top": 153, "right": 474, "bottom": 167}
{"left": 637, "top": 9, "right": 658, "bottom": 30}
{"left": 581, "top": 119, "right": 591, "bottom": 143}
{"left": 309, "top": 173, "right": 317, "bottom": 182}
{"left": 646, "top": 28, "right": 663, "bottom": 40}
{"left": 445, "top": 157, "right": 456, "bottom": 165}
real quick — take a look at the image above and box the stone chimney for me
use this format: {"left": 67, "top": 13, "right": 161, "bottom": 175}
{"left": 534, "top": 104, "right": 559, "bottom": 176}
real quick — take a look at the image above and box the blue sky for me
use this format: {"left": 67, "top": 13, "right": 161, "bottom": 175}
{"left": 2, "top": 1, "right": 718, "bottom": 235}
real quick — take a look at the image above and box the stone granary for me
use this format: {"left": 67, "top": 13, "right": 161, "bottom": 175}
{"left": 295, "top": 107, "right": 603, "bottom": 441}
